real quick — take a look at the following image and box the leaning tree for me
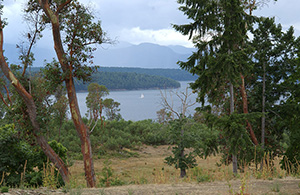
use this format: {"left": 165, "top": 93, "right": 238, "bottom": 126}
{"left": 0, "top": 0, "right": 109, "bottom": 187}
{"left": 0, "top": 1, "right": 70, "bottom": 183}
{"left": 28, "top": 0, "right": 110, "bottom": 187}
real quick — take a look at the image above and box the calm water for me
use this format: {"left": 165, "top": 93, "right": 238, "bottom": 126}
{"left": 76, "top": 81, "right": 199, "bottom": 121}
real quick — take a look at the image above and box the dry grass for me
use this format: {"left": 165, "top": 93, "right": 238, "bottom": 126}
{"left": 63, "top": 145, "right": 300, "bottom": 194}
{"left": 69, "top": 145, "right": 291, "bottom": 187}
{"left": 8, "top": 145, "right": 300, "bottom": 194}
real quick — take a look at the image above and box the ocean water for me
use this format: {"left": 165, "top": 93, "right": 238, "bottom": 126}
{"left": 76, "top": 81, "right": 199, "bottom": 121}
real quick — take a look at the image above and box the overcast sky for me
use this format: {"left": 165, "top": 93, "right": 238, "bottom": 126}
{"left": 2, "top": 0, "right": 300, "bottom": 49}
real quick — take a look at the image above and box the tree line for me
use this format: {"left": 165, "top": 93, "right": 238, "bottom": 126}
{"left": 30, "top": 66, "right": 185, "bottom": 91}
{"left": 97, "top": 67, "right": 198, "bottom": 81}
{"left": 75, "top": 71, "right": 180, "bottom": 91}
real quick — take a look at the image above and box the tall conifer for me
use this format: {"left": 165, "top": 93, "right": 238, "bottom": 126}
{"left": 174, "top": 0, "right": 254, "bottom": 174}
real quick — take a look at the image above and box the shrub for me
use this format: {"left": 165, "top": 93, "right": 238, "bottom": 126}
{"left": 98, "top": 160, "right": 124, "bottom": 187}
{"left": 281, "top": 126, "right": 300, "bottom": 174}
{"left": 0, "top": 124, "right": 68, "bottom": 187}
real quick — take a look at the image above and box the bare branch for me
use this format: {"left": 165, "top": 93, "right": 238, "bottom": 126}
{"left": 21, "top": 13, "right": 43, "bottom": 76}
{"left": 160, "top": 86, "right": 196, "bottom": 119}
{"left": 160, "top": 90, "right": 180, "bottom": 118}
{"left": 89, "top": 120, "right": 98, "bottom": 134}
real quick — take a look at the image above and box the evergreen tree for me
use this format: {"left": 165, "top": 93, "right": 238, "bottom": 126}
{"left": 174, "top": 0, "right": 255, "bottom": 174}
{"left": 248, "top": 17, "right": 300, "bottom": 170}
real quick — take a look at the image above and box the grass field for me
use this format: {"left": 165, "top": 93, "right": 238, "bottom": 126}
{"left": 6, "top": 145, "right": 300, "bottom": 194}
{"left": 61, "top": 145, "right": 300, "bottom": 195}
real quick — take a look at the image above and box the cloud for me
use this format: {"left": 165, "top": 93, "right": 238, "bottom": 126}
{"left": 254, "top": 0, "right": 300, "bottom": 36}
{"left": 97, "top": 0, "right": 189, "bottom": 32}
{"left": 119, "top": 27, "right": 193, "bottom": 47}
{"left": 1, "top": 0, "right": 299, "bottom": 48}
{"left": 2, "top": 1, "right": 27, "bottom": 44}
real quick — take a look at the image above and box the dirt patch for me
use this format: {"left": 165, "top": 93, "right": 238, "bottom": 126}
{"left": 7, "top": 178, "right": 300, "bottom": 194}
{"left": 79, "top": 178, "right": 300, "bottom": 195}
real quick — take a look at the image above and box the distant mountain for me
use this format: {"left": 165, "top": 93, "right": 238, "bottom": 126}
{"left": 3, "top": 42, "right": 194, "bottom": 69}
{"left": 167, "top": 45, "right": 195, "bottom": 55}
{"left": 93, "top": 42, "right": 193, "bottom": 68}
{"left": 3, "top": 43, "right": 56, "bottom": 66}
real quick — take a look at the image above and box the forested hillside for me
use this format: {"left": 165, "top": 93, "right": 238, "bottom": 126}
{"left": 98, "top": 67, "right": 197, "bottom": 81}
{"left": 31, "top": 67, "right": 189, "bottom": 91}
{"left": 75, "top": 71, "right": 180, "bottom": 91}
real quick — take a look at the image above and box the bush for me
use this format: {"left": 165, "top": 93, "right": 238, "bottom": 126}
{"left": 0, "top": 124, "right": 68, "bottom": 187}
{"left": 281, "top": 128, "right": 300, "bottom": 174}
{"left": 48, "top": 118, "right": 170, "bottom": 156}
{"left": 0, "top": 124, "right": 33, "bottom": 186}
{"left": 165, "top": 118, "right": 219, "bottom": 177}
{"left": 98, "top": 160, "right": 124, "bottom": 187}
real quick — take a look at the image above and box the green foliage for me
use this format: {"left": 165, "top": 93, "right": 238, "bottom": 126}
{"left": 175, "top": 0, "right": 253, "bottom": 104}
{"left": 0, "top": 186, "right": 9, "bottom": 193}
{"left": 191, "top": 167, "right": 213, "bottom": 183}
{"left": 48, "top": 119, "right": 170, "bottom": 158}
{"left": 175, "top": 0, "right": 300, "bottom": 172}
{"left": 165, "top": 118, "right": 219, "bottom": 176}
{"left": 203, "top": 111, "right": 263, "bottom": 168}
{"left": 98, "top": 160, "right": 124, "bottom": 187}
{"left": 102, "top": 98, "right": 121, "bottom": 121}
{"left": 97, "top": 67, "right": 197, "bottom": 81}
{"left": 218, "top": 113, "right": 256, "bottom": 156}
{"left": 280, "top": 104, "right": 300, "bottom": 173}
{"left": 248, "top": 17, "right": 300, "bottom": 168}
{"left": 61, "top": 1, "right": 106, "bottom": 82}
{"left": 48, "top": 120, "right": 81, "bottom": 156}
{"left": 75, "top": 71, "right": 181, "bottom": 91}
{"left": 0, "top": 124, "right": 68, "bottom": 187}
{"left": 86, "top": 83, "right": 109, "bottom": 121}
{"left": 30, "top": 66, "right": 189, "bottom": 91}
{"left": 0, "top": 124, "right": 33, "bottom": 186}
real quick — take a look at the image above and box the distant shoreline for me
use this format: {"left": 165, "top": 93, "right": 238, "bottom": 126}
{"left": 76, "top": 85, "right": 181, "bottom": 93}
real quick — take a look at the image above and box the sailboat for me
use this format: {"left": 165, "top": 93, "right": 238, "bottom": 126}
{"left": 140, "top": 93, "right": 145, "bottom": 99}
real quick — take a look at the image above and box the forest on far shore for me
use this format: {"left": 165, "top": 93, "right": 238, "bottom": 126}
{"left": 30, "top": 67, "right": 195, "bottom": 91}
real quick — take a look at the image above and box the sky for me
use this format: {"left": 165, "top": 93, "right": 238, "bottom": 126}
{"left": 1, "top": 0, "right": 300, "bottom": 49}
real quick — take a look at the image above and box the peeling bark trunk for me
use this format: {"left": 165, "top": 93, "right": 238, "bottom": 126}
{"left": 230, "top": 83, "right": 238, "bottom": 175}
{"left": 38, "top": 0, "right": 96, "bottom": 187}
{"left": 240, "top": 74, "right": 259, "bottom": 145}
{"left": 0, "top": 19, "right": 69, "bottom": 183}
{"left": 65, "top": 77, "right": 96, "bottom": 187}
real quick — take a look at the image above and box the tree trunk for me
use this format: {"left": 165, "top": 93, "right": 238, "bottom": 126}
{"left": 230, "top": 83, "right": 238, "bottom": 175}
{"left": 0, "top": 22, "right": 69, "bottom": 183}
{"left": 180, "top": 126, "right": 186, "bottom": 178}
{"left": 260, "top": 62, "right": 266, "bottom": 170}
{"left": 38, "top": 1, "right": 96, "bottom": 187}
{"left": 240, "top": 74, "right": 259, "bottom": 145}
{"left": 261, "top": 63, "right": 266, "bottom": 149}
{"left": 65, "top": 78, "right": 96, "bottom": 187}
{"left": 180, "top": 168, "right": 186, "bottom": 178}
